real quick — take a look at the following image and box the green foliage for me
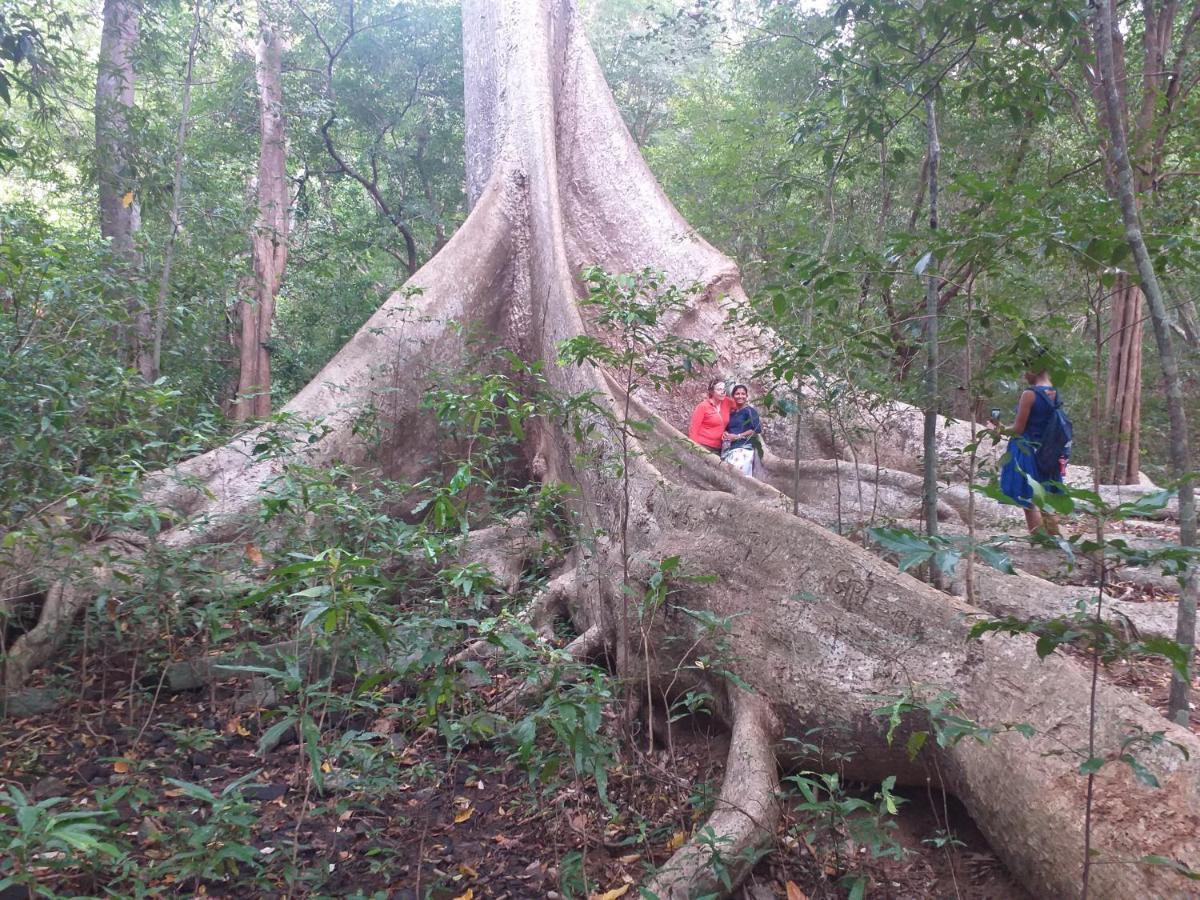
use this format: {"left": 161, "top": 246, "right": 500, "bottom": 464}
{"left": 0, "top": 785, "right": 124, "bottom": 893}
{"left": 0, "top": 206, "right": 225, "bottom": 539}
{"left": 155, "top": 775, "right": 264, "bottom": 885}
{"left": 558, "top": 267, "right": 717, "bottom": 397}
{"left": 872, "top": 688, "right": 1033, "bottom": 760}
{"left": 868, "top": 525, "right": 1016, "bottom": 576}
{"left": 778, "top": 728, "right": 906, "bottom": 896}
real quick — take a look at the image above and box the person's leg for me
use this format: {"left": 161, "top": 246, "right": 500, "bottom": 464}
{"left": 1023, "top": 505, "right": 1061, "bottom": 536}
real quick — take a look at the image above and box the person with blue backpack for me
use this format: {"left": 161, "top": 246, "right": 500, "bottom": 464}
{"left": 996, "top": 366, "right": 1073, "bottom": 535}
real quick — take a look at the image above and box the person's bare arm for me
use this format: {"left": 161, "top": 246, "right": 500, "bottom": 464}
{"left": 1012, "top": 390, "right": 1035, "bottom": 435}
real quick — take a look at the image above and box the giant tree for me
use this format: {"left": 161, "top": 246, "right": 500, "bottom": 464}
{"left": 4, "top": 2, "right": 1200, "bottom": 897}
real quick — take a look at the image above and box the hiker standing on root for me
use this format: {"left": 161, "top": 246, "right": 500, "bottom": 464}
{"left": 996, "top": 368, "right": 1071, "bottom": 535}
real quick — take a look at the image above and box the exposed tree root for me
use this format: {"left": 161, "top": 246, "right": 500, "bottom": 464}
{"left": 449, "top": 566, "right": 580, "bottom": 666}
{"left": 451, "top": 513, "right": 550, "bottom": 595}
{"left": 644, "top": 688, "right": 780, "bottom": 900}
{"left": 3, "top": 533, "right": 147, "bottom": 693}
{"left": 968, "top": 562, "right": 1188, "bottom": 642}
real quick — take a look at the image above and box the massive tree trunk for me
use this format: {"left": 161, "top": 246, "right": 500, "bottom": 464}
{"left": 234, "top": 1, "right": 289, "bottom": 421}
{"left": 6, "top": 2, "right": 1200, "bottom": 896}
{"left": 95, "top": 0, "right": 149, "bottom": 380}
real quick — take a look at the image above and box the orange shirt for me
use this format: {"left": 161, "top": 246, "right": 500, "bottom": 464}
{"left": 689, "top": 396, "right": 734, "bottom": 449}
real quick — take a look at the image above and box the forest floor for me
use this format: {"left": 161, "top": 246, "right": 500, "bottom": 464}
{"left": 4, "top": 657, "right": 1037, "bottom": 900}
{"left": 3, "top": 517, "right": 1196, "bottom": 899}
{"left": 5, "top": 640, "right": 1195, "bottom": 897}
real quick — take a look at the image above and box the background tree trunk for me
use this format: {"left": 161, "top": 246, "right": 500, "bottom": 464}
{"left": 151, "top": 0, "right": 204, "bottom": 382}
{"left": 1103, "top": 274, "right": 1143, "bottom": 484}
{"left": 1092, "top": 0, "right": 1198, "bottom": 725}
{"left": 1081, "top": 0, "right": 1199, "bottom": 485}
{"left": 235, "top": 0, "right": 288, "bottom": 421}
{"left": 95, "top": 0, "right": 149, "bottom": 380}
{"left": 921, "top": 79, "right": 942, "bottom": 586}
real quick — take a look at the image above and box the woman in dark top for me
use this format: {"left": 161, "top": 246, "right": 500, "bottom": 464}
{"left": 998, "top": 369, "right": 1063, "bottom": 535}
{"left": 722, "top": 384, "right": 762, "bottom": 476}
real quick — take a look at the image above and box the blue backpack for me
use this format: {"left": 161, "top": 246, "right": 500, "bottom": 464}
{"left": 1033, "top": 387, "right": 1073, "bottom": 480}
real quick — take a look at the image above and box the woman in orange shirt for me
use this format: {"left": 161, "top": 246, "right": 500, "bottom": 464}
{"left": 688, "top": 379, "right": 735, "bottom": 454}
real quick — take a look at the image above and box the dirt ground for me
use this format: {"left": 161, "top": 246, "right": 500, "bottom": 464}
{"left": 9, "top": 625, "right": 1193, "bottom": 900}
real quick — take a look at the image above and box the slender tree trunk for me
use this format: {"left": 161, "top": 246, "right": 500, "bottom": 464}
{"left": 95, "top": 0, "right": 149, "bottom": 379}
{"left": 921, "top": 86, "right": 942, "bottom": 586}
{"left": 152, "top": 0, "right": 204, "bottom": 381}
{"left": 1093, "top": 0, "right": 1197, "bottom": 723}
{"left": 1103, "top": 276, "right": 1143, "bottom": 484}
{"left": 1081, "top": 0, "right": 1200, "bottom": 486}
{"left": 235, "top": 1, "right": 289, "bottom": 421}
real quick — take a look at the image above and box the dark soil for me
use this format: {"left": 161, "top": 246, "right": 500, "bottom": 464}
{"left": 3, "top": 648, "right": 1036, "bottom": 900}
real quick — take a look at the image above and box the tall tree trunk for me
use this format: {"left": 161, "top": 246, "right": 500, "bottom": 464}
{"left": 152, "top": 0, "right": 204, "bottom": 381}
{"left": 8, "top": 2, "right": 1200, "bottom": 896}
{"left": 921, "top": 78, "right": 942, "bottom": 586}
{"left": 1093, "top": 0, "right": 1197, "bottom": 724}
{"left": 1103, "top": 274, "right": 1143, "bottom": 483}
{"left": 235, "top": 1, "right": 288, "bottom": 421}
{"left": 1081, "top": 0, "right": 1200, "bottom": 485}
{"left": 95, "top": 0, "right": 149, "bottom": 380}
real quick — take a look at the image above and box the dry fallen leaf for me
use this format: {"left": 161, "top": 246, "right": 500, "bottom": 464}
{"left": 454, "top": 806, "right": 474, "bottom": 824}
{"left": 113, "top": 760, "right": 130, "bottom": 774}
{"left": 451, "top": 891, "right": 473, "bottom": 900}
{"left": 244, "top": 542, "right": 264, "bottom": 567}
{"left": 121, "top": 191, "right": 134, "bottom": 208}
{"left": 370, "top": 716, "right": 396, "bottom": 735}
{"left": 786, "top": 881, "right": 809, "bottom": 900}
{"left": 666, "top": 830, "right": 686, "bottom": 851}
{"left": 589, "top": 886, "right": 629, "bottom": 900}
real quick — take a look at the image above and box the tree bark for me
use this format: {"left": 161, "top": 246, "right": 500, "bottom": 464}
{"left": 234, "top": 0, "right": 289, "bottom": 421}
{"left": 7, "top": 2, "right": 1200, "bottom": 896}
{"left": 95, "top": 0, "right": 149, "bottom": 380}
{"left": 152, "top": 0, "right": 204, "bottom": 381}
{"left": 1092, "top": 0, "right": 1198, "bottom": 725}
{"left": 921, "top": 81, "right": 942, "bottom": 586}
{"left": 1103, "top": 274, "right": 1143, "bottom": 484}
{"left": 1080, "top": 0, "right": 1200, "bottom": 485}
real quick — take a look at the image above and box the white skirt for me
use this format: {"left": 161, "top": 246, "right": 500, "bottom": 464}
{"left": 722, "top": 446, "right": 755, "bottom": 477}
